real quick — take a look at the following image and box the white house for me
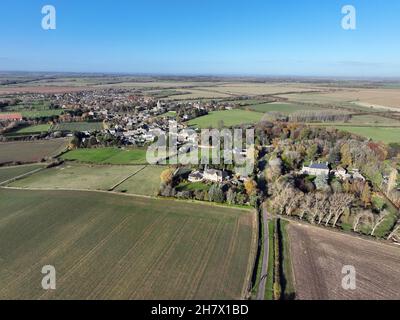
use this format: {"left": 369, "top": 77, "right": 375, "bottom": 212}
{"left": 188, "top": 171, "right": 204, "bottom": 182}
{"left": 203, "top": 168, "right": 229, "bottom": 183}
{"left": 300, "top": 162, "right": 330, "bottom": 176}
{"left": 334, "top": 167, "right": 351, "bottom": 180}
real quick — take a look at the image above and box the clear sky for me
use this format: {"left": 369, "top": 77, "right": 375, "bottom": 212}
{"left": 1, "top": 0, "right": 399, "bottom": 77}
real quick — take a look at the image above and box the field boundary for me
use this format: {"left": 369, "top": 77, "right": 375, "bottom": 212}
{"left": 0, "top": 185, "right": 253, "bottom": 212}
{"left": 244, "top": 208, "right": 259, "bottom": 299}
{"left": 0, "top": 167, "right": 46, "bottom": 186}
{"left": 278, "top": 215, "right": 400, "bottom": 250}
{"left": 108, "top": 165, "right": 147, "bottom": 191}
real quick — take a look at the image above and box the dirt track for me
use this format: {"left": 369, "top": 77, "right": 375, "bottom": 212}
{"left": 288, "top": 223, "right": 400, "bottom": 300}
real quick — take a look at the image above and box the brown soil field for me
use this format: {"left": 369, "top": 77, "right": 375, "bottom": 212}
{"left": 0, "top": 86, "right": 95, "bottom": 95}
{"left": 0, "top": 139, "right": 69, "bottom": 164}
{"left": 288, "top": 222, "right": 400, "bottom": 300}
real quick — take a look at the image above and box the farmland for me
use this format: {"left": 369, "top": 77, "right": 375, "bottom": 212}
{"left": 331, "top": 126, "right": 400, "bottom": 144}
{"left": 288, "top": 222, "right": 400, "bottom": 300}
{"left": 115, "top": 166, "right": 165, "bottom": 196}
{"left": 0, "top": 164, "right": 45, "bottom": 185}
{"left": 6, "top": 124, "right": 51, "bottom": 137}
{"left": 0, "top": 139, "right": 69, "bottom": 164}
{"left": 0, "top": 188, "right": 256, "bottom": 299}
{"left": 245, "top": 102, "right": 321, "bottom": 114}
{"left": 61, "top": 147, "right": 150, "bottom": 165}
{"left": 9, "top": 163, "right": 146, "bottom": 191}
{"left": 188, "top": 110, "right": 262, "bottom": 128}
{"left": 51, "top": 122, "right": 103, "bottom": 132}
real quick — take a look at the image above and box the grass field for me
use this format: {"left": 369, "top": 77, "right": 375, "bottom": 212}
{"left": 0, "top": 189, "right": 256, "bottom": 299}
{"left": 10, "top": 124, "right": 51, "bottom": 136}
{"left": 0, "top": 102, "right": 63, "bottom": 119}
{"left": 188, "top": 110, "right": 262, "bottom": 128}
{"left": 61, "top": 148, "right": 150, "bottom": 165}
{"left": 0, "top": 139, "right": 69, "bottom": 164}
{"left": 115, "top": 166, "right": 165, "bottom": 196}
{"left": 51, "top": 122, "right": 103, "bottom": 132}
{"left": 245, "top": 102, "right": 321, "bottom": 114}
{"left": 9, "top": 163, "right": 145, "bottom": 191}
{"left": 0, "top": 164, "right": 45, "bottom": 185}
{"left": 332, "top": 126, "right": 400, "bottom": 143}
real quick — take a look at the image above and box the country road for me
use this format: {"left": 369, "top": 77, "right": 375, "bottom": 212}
{"left": 256, "top": 203, "right": 269, "bottom": 300}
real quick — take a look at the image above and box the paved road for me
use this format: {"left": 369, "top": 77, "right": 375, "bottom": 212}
{"left": 256, "top": 203, "right": 269, "bottom": 300}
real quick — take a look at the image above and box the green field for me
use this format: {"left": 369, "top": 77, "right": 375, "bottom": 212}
{"left": 0, "top": 101, "right": 63, "bottom": 119}
{"left": 188, "top": 110, "right": 262, "bottom": 128}
{"left": 9, "top": 163, "right": 145, "bottom": 191}
{"left": 0, "top": 164, "right": 45, "bottom": 185}
{"left": 332, "top": 126, "right": 400, "bottom": 143}
{"left": 115, "top": 166, "right": 165, "bottom": 196}
{"left": 61, "top": 148, "right": 150, "bottom": 165}
{"left": 0, "top": 139, "right": 69, "bottom": 164}
{"left": 246, "top": 102, "right": 320, "bottom": 114}
{"left": 51, "top": 122, "right": 103, "bottom": 132}
{"left": 6, "top": 124, "right": 50, "bottom": 136}
{"left": 0, "top": 189, "right": 256, "bottom": 299}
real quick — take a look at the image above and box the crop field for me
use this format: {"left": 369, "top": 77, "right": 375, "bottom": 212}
{"left": 0, "top": 189, "right": 256, "bottom": 299}
{"left": 166, "top": 88, "right": 232, "bottom": 100}
{"left": 0, "top": 164, "right": 45, "bottom": 185}
{"left": 51, "top": 122, "right": 103, "bottom": 132}
{"left": 9, "top": 163, "right": 145, "bottom": 191}
{"left": 188, "top": 110, "right": 262, "bottom": 128}
{"left": 212, "top": 83, "right": 322, "bottom": 96}
{"left": 279, "top": 88, "right": 400, "bottom": 111}
{"left": 115, "top": 166, "right": 165, "bottom": 196}
{"left": 288, "top": 222, "right": 400, "bottom": 300}
{"left": 0, "top": 139, "right": 69, "bottom": 164}
{"left": 246, "top": 102, "right": 321, "bottom": 114}
{"left": 61, "top": 147, "right": 151, "bottom": 165}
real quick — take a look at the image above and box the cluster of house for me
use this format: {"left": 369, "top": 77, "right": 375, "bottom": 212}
{"left": 300, "top": 161, "right": 365, "bottom": 181}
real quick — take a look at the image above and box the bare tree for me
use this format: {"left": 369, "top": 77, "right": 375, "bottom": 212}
{"left": 299, "top": 193, "right": 314, "bottom": 220}
{"left": 310, "top": 192, "right": 328, "bottom": 224}
{"left": 353, "top": 210, "right": 374, "bottom": 232}
{"left": 327, "top": 192, "right": 354, "bottom": 228}
{"left": 285, "top": 189, "right": 303, "bottom": 216}
{"left": 371, "top": 210, "right": 389, "bottom": 236}
{"left": 388, "top": 221, "right": 400, "bottom": 241}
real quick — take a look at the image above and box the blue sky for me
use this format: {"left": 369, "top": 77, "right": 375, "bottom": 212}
{"left": 0, "top": 0, "right": 399, "bottom": 77}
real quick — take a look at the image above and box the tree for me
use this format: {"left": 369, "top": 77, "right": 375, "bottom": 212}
{"left": 340, "top": 143, "right": 352, "bottom": 167}
{"left": 361, "top": 183, "right": 372, "bottom": 207}
{"left": 244, "top": 179, "right": 257, "bottom": 196}
{"left": 160, "top": 168, "right": 174, "bottom": 185}
{"left": 208, "top": 184, "right": 225, "bottom": 203}
{"left": 371, "top": 210, "right": 389, "bottom": 236}
{"left": 226, "top": 188, "right": 236, "bottom": 205}
{"left": 315, "top": 174, "right": 330, "bottom": 191}
{"left": 265, "top": 157, "right": 282, "bottom": 182}
{"left": 327, "top": 192, "right": 354, "bottom": 227}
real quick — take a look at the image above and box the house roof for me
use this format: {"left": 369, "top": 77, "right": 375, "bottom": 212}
{"left": 309, "top": 163, "right": 329, "bottom": 170}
